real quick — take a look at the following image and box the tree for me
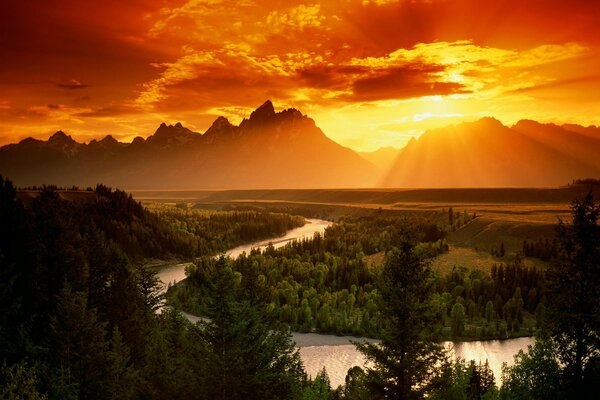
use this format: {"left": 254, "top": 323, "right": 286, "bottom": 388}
{"left": 545, "top": 192, "right": 600, "bottom": 398}
{"left": 451, "top": 303, "right": 466, "bottom": 337}
{"left": 302, "top": 368, "right": 331, "bottom": 400}
{"left": 499, "top": 339, "right": 564, "bottom": 400}
{"left": 430, "top": 359, "right": 497, "bottom": 400}
{"left": 339, "top": 367, "right": 370, "bottom": 400}
{"left": 49, "top": 285, "right": 113, "bottom": 400}
{"left": 0, "top": 361, "right": 48, "bottom": 400}
{"left": 199, "top": 257, "right": 305, "bottom": 400}
{"left": 354, "top": 244, "right": 445, "bottom": 399}
{"left": 485, "top": 301, "right": 494, "bottom": 323}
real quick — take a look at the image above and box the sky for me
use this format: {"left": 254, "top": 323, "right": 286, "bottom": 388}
{"left": 1, "top": 0, "right": 600, "bottom": 151}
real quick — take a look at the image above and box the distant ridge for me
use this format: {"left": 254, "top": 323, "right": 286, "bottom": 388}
{"left": 384, "top": 117, "right": 600, "bottom": 187}
{"left": 2, "top": 106, "right": 599, "bottom": 188}
{"left": 0, "top": 101, "right": 377, "bottom": 189}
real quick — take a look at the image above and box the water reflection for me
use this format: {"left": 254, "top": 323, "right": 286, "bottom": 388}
{"left": 298, "top": 337, "right": 535, "bottom": 388}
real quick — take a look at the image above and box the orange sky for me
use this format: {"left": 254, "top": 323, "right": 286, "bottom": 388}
{"left": 1, "top": 0, "right": 599, "bottom": 151}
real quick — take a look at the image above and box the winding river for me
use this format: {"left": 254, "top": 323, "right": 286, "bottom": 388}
{"left": 156, "top": 218, "right": 534, "bottom": 387}
{"left": 156, "top": 218, "right": 332, "bottom": 287}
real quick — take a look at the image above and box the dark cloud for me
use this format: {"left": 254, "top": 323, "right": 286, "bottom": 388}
{"left": 56, "top": 80, "right": 90, "bottom": 90}
{"left": 75, "top": 105, "right": 136, "bottom": 117}
{"left": 47, "top": 104, "right": 60, "bottom": 109}
{"left": 348, "top": 66, "right": 469, "bottom": 101}
{"left": 297, "top": 65, "right": 366, "bottom": 89}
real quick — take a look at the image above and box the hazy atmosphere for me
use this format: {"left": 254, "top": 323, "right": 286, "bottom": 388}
{"left": 1, "top": 1, "right": 599, "bottom": 400}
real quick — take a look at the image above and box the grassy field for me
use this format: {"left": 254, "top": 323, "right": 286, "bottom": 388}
{"left": 129, "top": 186, "right": 577, "bottom": 268}
{"left": 129, "top": 185, "right": 593, "bottom": 206}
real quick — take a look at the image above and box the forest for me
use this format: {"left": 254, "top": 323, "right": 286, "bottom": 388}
{"left": 171, "top": 215, "right": 543, "bottom": 340}
{"left": 1, "top": 175, "right": 598, "bottom": 399}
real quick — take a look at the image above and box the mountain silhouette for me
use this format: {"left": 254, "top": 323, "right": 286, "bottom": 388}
{"left": 0, "top": 101, "right": 377, "bottom": 189}
{"left": 383, "top": 117, "right": 600, "bottom": 187}
{"left": 3, "top": 106, "right": 598, "bottom": 189}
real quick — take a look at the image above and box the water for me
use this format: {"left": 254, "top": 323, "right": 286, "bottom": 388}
{"left": 155, "top": 218, "right": 533, "bottom": 389}
{"left": 156, "top": 218, "right": 332, "bottom": 287}
{"left": 297, "top": 336, "right": 535, "bottom": 388}
{"left": 225, "top": 218, "right": 332, "bottom": 258}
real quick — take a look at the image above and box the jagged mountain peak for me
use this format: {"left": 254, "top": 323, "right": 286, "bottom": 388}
{"left": 100, "top": 134, "right": 118, "bottom": 144}
{"left": 49, "top": 130, "right": 75, "bottom": 144}
{"left": 205, "top": 116, "right": 234, "bottom": 135}
{"left": 148, "top": 122, "right": 198, "bottom": 146}
{"left": 249, "top": 100, "right": 276, "bottom": 121}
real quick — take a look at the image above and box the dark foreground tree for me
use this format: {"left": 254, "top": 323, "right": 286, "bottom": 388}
{"left": 499, "top": 338, "right": 564, "bottom": 400}
{"left": 199, "top": 257, "right": 305, "bottom": 400}
{"left": 430, "top": 358, "right": 497, "bottom": 400}
{"left": 546, "top": 192, "right": 600, "bottom": 398}
{"left": 355, "top": 244, "right": 445, "bottom": 399}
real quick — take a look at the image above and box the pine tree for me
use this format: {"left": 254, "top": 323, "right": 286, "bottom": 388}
{"left": 546, "top": 192, "right": 600, "bottom": 398}
{"left": 200, "top": 257, "right": 305, "bottom": 400}
{"left": 355, "top": 244, "right": 445, "bottom": 399}
{"left": 451, "top": 303, "right": 466, "bottom": 337}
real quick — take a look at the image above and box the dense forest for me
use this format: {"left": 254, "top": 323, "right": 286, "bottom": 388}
{"left": 147, "top": 203, "right": 304, "bottom": 256}
{"left": 1, "top": 175, "right": 598, "bottom": 399}
{"left": 171, "top": 215, "right": 542, "bottom": 340}
{"left": 0, "top": 177, "right": 307, "bottom": 399}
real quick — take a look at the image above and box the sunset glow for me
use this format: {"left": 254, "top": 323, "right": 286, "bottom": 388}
{"left": 1, "top": 0, "right": 600, "bottom": 150}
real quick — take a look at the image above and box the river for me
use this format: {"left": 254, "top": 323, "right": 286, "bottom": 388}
{"left": 295, "top": 335, "right": 534, "bottom": 388}
{"left": 156, "top": 218, "right": 534, "bottom": 388}
{"left": 156, "top": 218, "right": 333, "bottom": 287}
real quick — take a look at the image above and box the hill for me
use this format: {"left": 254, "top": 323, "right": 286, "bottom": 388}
{"left": 0, "top": 101, "right": 377, "bottom": 189}
{"left": 383, "top": 118, "right": 600, "bottom": 187}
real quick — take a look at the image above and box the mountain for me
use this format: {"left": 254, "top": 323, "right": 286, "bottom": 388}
{"left": 359, "top": 147, "right": 400, "bottom": 172}
{"left": 0, "top": 101, "right": 377, "bottom": 189}
{"left": 383, "top": 117, "right": 600, "bottom": 187}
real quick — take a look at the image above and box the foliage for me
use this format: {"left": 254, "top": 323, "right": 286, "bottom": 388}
{"left": 0, "top": 176, "right": 310, "bottom": 400}
{"left": 172, "top": 213, "right": 543, "bottom": 340}
{"left": 198, "top": 257, "right": 305, "bottom": 400}
{"left": 545, "top": 192, "right": 600, "bottom": 398}
{"left": 302, "top": 368, "right": 332, "bottom": 400}
{"left": 430, "top": 359, "right": 497, "bottom": 400}
{"left": 354, "top": 245, "right": 446, "bottom": 399}
{"left": 499, "top": 338, "right": 564, "bottom": 400}
{"left": 149, "top": 203, "right": 304, "bottom": 256}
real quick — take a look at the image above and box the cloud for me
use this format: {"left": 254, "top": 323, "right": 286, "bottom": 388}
{"left": 56, "top": 79, "right": 90, "bottom": 90}
{"left": 75, "top": 105, "right": 138, "bottom": 117}
{"left": 266, "top": 4, "right": 325, "bottom": 32}
{"left": 133, "top": 37, "right": 589, "bottom": 114}
{"left": 3, "top": 0, "right": 600, "bottom": 151}
{"left": 348, "top": 65, "right": 468, "bottom": 101}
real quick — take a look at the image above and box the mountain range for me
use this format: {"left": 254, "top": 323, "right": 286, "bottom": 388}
{"left": 383, "top": 117, "right": 600, "bottom": 187}
{"left": 1, "top": 101, "right": 599, "bottom": 188}
{"left": 0, "top": 101, "right": 377, "bottom": 189}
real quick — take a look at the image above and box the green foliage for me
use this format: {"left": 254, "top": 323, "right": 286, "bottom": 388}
{"left": 433, "top": 261, "right": 544, "bottom": 340}
{"left": 545, "top": 192, "right": 600, "bottom": 398}
{"left": 337, "top": 367, "right": 371, "bottom": 400}
{"left": 451, "top": 303, "right": 466, "bottom": 337}
{"left": 499, "top": 339, "right": 564, "bottom": 400}
{"left": 0, "top": 177, "right": 310, "bottom": 400}
{"left": 149, "top": 203, "right": 305, "bottom": 256}
{"left": 198, "top": 258, "right": 305, "bottom": 400}
{"left": 430, "top": 359, "right": 497, "bottom": 400}
{"left": 302, "top": 368, "right": 332, "bottom": 400}
{"left": 354, "top": 245, "right": 445, "bottom": 399}
{"left": 172, "top": 214, "right": 450, "bottom": 338}
{"left": 0, "top": 361, "right": 48, "bottom": 400}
